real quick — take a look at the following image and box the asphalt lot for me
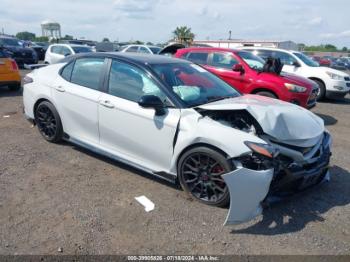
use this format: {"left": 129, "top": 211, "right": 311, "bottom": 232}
{"left": 0, "top": 69, "right": 349, "bottom": 255}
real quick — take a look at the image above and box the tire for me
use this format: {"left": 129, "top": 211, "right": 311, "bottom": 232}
{"left": 35, "top": 101, "right": 63, "bottom": 143}
{"left": 8, "top": 83, "right": 21, "bottom": 91}
{"left": 314, "top": 79, "right": 326, "bottom": 101}
{"left": 178, "top": 146, "right": 231, "bottom": 207}
{"left": 255, "top": 90, "right": 277, "bottom": 99}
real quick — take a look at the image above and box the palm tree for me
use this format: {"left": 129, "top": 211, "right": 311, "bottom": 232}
{"left": 173, "top": 26, "right": 195, "bottom": 44}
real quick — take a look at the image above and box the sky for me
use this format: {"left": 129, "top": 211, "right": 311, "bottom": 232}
{"left": 0, "top": 0, "right": 349, "bottom": 47}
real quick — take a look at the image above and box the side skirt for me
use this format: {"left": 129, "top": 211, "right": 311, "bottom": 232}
{"left": 64, "top": 135, "right": 177, "bottom": 184}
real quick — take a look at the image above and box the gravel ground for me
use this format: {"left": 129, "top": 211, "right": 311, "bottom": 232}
{"left": 0, "top": 70, "right": 349, "bottom": 255}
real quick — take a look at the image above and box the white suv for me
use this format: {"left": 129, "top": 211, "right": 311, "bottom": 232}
{"left": 241, "top": 47, "right": 350, "bottom": 100}
{"left": 44, "top": 44, "right": 93, "bottom": 64}
{"left": 119, "top": 45, "right": 161, "bottom": 54}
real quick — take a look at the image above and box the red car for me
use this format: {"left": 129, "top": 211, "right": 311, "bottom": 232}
{"left": 312, "top": 56, "right": 331, "bottom": 67}
{"left": 174, "top": 47, "right": 318, "bottom": 109}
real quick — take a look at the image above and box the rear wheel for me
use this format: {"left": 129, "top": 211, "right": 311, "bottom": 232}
{"left": 255, "top": 90, "right": 277, "bottom": 99}
{"left": 8, "top": 83, "right": 21, "bottom": 91}
{"left": 178, "top": 147, "right": 231, "bottom": 207}
{"left": 35, "top": 101, "right": 63, "bottom": 143}
{"left": 314, "top": 79, "right": 326, "bottom": 101}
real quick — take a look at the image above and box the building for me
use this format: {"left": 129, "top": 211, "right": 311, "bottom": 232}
{"left": 192, "top": 39, "right": 298, "bottom": 51}
{"left": 41, "top": 20, "right": 61, "bottom": 38}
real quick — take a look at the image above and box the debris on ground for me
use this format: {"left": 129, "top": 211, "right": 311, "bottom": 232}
{"left": 135, "top": 195, "right": 155, "bottom": 212}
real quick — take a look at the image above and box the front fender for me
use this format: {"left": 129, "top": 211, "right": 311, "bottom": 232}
{"left": 170, "top": 109, "right": 266, "bottom": 174}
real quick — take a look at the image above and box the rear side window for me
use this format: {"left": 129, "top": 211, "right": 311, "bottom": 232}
{"left": 70, "top": 58, "right": 105, "bottom": 90}
{"left": 273, "top": 52, "right": 297, "bottom": 65}
{"left": 125, "top": 46, "right": 139, "bottom": 53}
{"left": 60, "top": 62, "right": 74, "bottom": 81}
{"left": 253, "top": 50, "right": 273, "bottom": 60}
{"left": 51, "top": 46, "right": 61, "bottom": 54}
{"left": 211, "top": 52, "right": 238, "bottom": 69}
{"left": 139, "top": 47, "right": 150, "bottom": 54}
{"left": 59, "top": 46, "right": 71, "bottom": 56}
{"left": 186, "top": 52, "right": 209, "bottom": 65}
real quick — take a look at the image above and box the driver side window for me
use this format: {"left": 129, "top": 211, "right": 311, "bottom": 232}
{"left": 108, "top": 60, "right": 168, "bottom": 103}
{"left": 211, "top": 52, "right": 238, "bottom": 69}
{"left": 273, "top": 52, "right": 297, "bottom": 65}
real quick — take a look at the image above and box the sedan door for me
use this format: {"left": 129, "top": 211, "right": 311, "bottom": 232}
{"left": 98, "top": 59, "right": 181, "bottom": 172}
{"left": 52, "top": 57, "right": 106, "bottom": 145}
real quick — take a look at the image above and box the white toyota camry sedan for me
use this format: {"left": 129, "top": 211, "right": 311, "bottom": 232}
{"left": 23, "top": 53, "right": 332, "bottom": 225}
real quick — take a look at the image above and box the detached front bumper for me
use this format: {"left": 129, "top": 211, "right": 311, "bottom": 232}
{"left": 223, "top": 132, "right": 332, "bottom": 226}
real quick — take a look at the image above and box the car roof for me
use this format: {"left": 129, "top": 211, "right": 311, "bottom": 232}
{"left": 178, "top": 47, "right": 241, "bottom": 53}
{"left": 51, "top": 43, "right": 91, "bottom": 48}
{"left": 0, "top": 35, "right": 17, "bottom": 39}
{"left": 63, "top": 52, "right": 190, "bottom": 65}
{"left": 241, "top": 47, "right": 300, "bottom": 54}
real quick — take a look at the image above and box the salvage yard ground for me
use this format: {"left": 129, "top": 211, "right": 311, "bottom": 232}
{"left": 0, "top": 70, "right": 349, "bottom": 255}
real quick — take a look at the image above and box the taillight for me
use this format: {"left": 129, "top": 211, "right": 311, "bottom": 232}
{"left": 10, "top": 59, "right": 18, "bottom": 71}
{"left": 23, "top": 75, "right": 33, "bottom": 85}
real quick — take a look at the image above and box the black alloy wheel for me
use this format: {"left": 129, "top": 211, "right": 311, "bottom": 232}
{"left": 178, "top": 147, "right": 231, "bottom": 207}
{"left": 35, "top": 101, "right": 63, "bottom": 143}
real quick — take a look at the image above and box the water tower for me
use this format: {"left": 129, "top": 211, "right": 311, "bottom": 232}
{"left": 41, "top": 20, "right": 61, "bottom": 38}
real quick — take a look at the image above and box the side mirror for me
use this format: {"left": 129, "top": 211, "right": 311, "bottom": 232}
{"left": 293, "top": 61, "right": 301, "bottom": 67}
{"left": 138, "top": 95, "right": 166, "bottom": 116}
{"left": 232, "top": 64, "right": 245, "bottom": 75}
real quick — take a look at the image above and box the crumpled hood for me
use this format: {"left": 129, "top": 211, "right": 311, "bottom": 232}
{"left": 197, "top": 94, "right": 324, "bottom": 147}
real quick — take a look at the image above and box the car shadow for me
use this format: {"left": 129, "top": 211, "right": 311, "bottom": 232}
{"left": 318, "top": 97, "right": 350, "bottom": 105}
{"left": 0, "top": 87, "right": 23, "bottom": 97}
{"left": 315, "top": 113, "right": 338, "bottom": 126}
{"left": 230, "top": 165, "right": 350, "bottom": 235}
{"left": 60, "top": 140, "right": 180, "bottom": 190}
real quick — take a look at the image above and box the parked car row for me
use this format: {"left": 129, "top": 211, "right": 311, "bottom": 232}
{"left": 0, "top": 35, "right": 38, "bottom": 67}
{"left": 311, "top": 55, "right": 350, "bottom": 71}
{"left": 22, "top": 52, "right": 332, "bottom": 225}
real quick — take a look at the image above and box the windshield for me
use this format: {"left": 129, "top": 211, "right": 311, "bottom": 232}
{"left": 151, "top": 62, "right": 240, "bottom": 107}
{"left": 72, "top": 46, "right": 93, "bottom": 53}
{"left": 0, "top": 38, "right": 21, "bottom": 47}
{"left": 293, "top": 52, "right": 319, "bottom": 67}
{"left": 150, "top": 47, "right": 161, "bottom": 54}
{"left": 236, "top": 51, "right": 265, "bottom": 71}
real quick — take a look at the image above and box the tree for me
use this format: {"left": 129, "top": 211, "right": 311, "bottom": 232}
{"left": 324, "top": 44, "right": 337, "bottom": 51}
{"left": 133, "top": 40, "right": 144, "bottom": 45}
{"left": 173, "top": 26, "right": 195, "bottom": 44}
{"left": 342, "top": 47, "right": 348, "bottom": 52}
{"left": 34, "top": 36, "right": 49, "bottom": 42}
{"left": 16, "top": 31, "right": 36, "bottom": 41}
{"left": 61, "top": 34, "right": 74, "bottom": 40}
{"left": 146, "top": 41, "right": 154, "bottom": 45}
{"left": 102, "top": 38, "right": 110, "bottom": 42}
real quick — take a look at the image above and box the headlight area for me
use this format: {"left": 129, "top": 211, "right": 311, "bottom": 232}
{"left": 232, "top": 142, "right": 279, "bottom": 171}
{"left": 284, "top": 83, "right": 307, "bottom": 93}
{"left": 326, "top": 71, "right": 344, "bottom": 80}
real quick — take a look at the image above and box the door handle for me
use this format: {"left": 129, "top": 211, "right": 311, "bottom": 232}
{"left": 99, "top": 100, "right": 115, "bottom": 109}
{"left": 54, "top": 85, "right": 65, "bottom": 92}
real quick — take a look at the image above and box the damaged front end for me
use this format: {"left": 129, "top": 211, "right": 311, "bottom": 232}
{"left": 196, "top": 107, "right": 332, "bottom": 225}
